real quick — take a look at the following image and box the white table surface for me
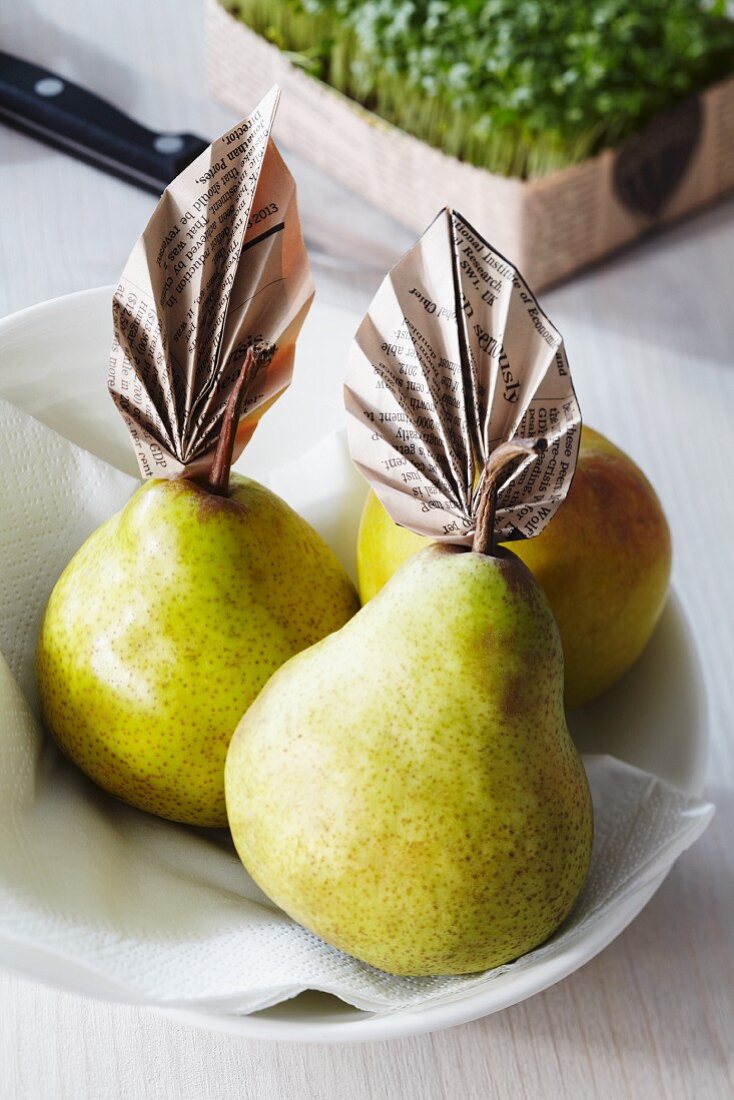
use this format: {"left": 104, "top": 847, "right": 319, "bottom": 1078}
{"left": 1, "top": 2, "right": 733, "bottom": 1097}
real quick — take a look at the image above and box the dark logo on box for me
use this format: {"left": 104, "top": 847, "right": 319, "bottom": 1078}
{"left": 613, "top": 97, "right": 702, "bottom": 219}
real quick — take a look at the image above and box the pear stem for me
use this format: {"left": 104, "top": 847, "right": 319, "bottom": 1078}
{"left": 205, "top": 347, "right": 258, "bottom": 497}
{"left": 472, "top": 440, "right": 538, "bottom": 556}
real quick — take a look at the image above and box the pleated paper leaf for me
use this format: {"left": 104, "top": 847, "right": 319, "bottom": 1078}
{"left": 109, "top": 86, "right": 314, "bottom": 481}
{"left": 345, "top": 209, "right": 581, "bottom": 544}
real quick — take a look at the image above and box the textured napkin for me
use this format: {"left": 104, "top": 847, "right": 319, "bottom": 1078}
{"left": 0, "top": 397, "right": 714, "bottom": 1015}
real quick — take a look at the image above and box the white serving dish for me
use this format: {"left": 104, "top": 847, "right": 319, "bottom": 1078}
{"left": 0, "top": 287, "right": 708, "bottom": 1043}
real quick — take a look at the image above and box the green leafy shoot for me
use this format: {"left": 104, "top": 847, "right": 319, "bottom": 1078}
{"left": 226, "top": 0, "right": 734, "bottom": 178}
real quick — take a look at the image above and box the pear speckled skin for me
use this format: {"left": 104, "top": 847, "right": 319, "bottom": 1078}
{"left": 36, "top": 474, "right": 359, "bottom": 827}
{"left": 226, "top": 544, "right": 593, "bottom": 976}
{"left": 358, "top": 426, "right": 672, "bottom": 708}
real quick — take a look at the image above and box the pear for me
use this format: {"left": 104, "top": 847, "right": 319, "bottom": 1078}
{"left": 225, "top": 542, "right": 593, "bottom": 976}
{"left": 36, "top": 356, "right": 359, "bottom": 827}
{"left": 357, "top": 426, "right": 671, "bottom": 708}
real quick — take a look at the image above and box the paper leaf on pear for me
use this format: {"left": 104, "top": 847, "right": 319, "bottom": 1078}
{"left": 109, "top": 86, "right": 314, "bottom": 481}
{"left": 344, "top": 209, "right": 581, "bottom": 545}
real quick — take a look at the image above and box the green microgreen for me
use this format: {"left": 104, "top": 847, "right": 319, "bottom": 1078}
{"left": 226, "top": 0, "right": 734, "bottom": 177}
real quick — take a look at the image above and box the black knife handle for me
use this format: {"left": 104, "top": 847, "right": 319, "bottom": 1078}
{"left": 0, "top": 51, "right": 209, "bottom": 193}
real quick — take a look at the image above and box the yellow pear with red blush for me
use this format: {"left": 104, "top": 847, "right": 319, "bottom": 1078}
{"left": 357, "top": 426, "right": 671, "bottom": 708}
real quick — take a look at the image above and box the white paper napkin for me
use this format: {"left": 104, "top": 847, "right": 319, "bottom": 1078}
{"left": 0, "top": 397, "right": 714, "bottom": 1015}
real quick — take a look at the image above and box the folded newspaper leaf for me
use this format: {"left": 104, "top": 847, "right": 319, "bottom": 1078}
{"left": 345, "top": 208, "right": 580, "bottom": 544}
{"left": 109, "top": 86, "right": 314, "bottom": 481}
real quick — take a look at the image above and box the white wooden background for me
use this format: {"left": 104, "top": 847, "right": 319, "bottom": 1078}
{"left": 1, "top": 1, "right": 733, "bottom": 1096}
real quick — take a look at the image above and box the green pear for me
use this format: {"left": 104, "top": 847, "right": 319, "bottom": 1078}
{"left": 225, "top": 544, "right": 593, "bottom": 976}
{"left": 357, "top": 426, "right": 671, "bottom": 708}
{"left": 36, "top": 473, "right": 359, "bottom": 827}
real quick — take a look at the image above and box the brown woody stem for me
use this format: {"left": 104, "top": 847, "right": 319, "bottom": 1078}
{"left": 205, "top": 346, "right": 258, "bottom": 497}
{"left": 472, "top": 440, "right": 538, "bottom": 556}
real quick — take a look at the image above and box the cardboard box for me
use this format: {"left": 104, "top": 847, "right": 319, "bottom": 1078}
{"left": 206, "top": 0, "right": 734, "bottom": 287}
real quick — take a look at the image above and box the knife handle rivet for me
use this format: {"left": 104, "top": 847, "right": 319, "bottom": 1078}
{"left": 34, "top": 77, "right": 65, "bottom": 98}
{"left": 154, "top": 135, "right": 185, "bottom": 155}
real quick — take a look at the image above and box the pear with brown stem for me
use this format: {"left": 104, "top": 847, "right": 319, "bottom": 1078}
{"left": 36, "top": 349, "right": 359, "bottom": 827}
{"left": 225, "top": 442, "right": 593, "bottom": 975}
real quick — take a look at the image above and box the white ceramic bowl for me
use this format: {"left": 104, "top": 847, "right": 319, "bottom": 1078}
{"left": 0, "top": 288, "right": 708, "bottom": 1043}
